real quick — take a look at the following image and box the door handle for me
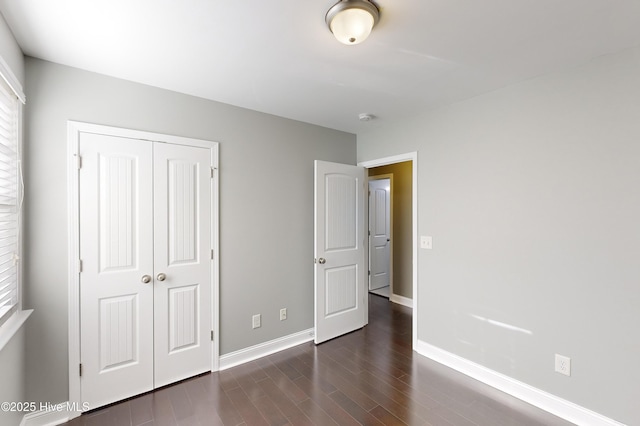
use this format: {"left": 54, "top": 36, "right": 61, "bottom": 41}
{"left": 318, "top": 258, "right": 326, "bottom": 265}
{"left": 141, "top": 275, "right": 152, "bottom": 284}
{"left": 157, "top": 273, "right": 167, "bottom": 281}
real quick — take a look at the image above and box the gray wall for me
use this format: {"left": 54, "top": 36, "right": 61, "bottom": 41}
{"left": 23, "top": 57, "right": 355, "bottom": 405}
{"left": 0, "top": 326, "right": 27, "bottom": 426}
{"left": 0, "top": 12, "right": 27, "bottom": 426}
{"left": 357, "top": 47, "right": 640, "bottom": 425}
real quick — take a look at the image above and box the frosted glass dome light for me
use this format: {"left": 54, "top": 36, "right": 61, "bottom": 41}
{"left": 326, "top": 0, "right": 380, "bottom": 45}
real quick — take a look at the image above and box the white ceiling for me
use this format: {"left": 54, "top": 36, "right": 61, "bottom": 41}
{"left": 1, "top": 0, "right": 640, "bottom": 133}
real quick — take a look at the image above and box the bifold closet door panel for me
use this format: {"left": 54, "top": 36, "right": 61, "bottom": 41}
{"left": 153, "top": 142, "right": 212, "bottom": 388}
{"left": 79, "top": 133, "right": 155, "bottom": 408}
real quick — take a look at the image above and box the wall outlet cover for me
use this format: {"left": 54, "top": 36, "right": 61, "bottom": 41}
{"left": 252, "top": 314, "right": 261, "bottom": 329}
{"left": 555, "top": 354, "right": 571, "bottom": 376}
{"left": 420, "top": 235, "right": 432, "bottom": 249}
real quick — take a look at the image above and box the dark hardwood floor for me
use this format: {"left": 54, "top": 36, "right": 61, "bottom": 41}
{"left": 64, "top": 295, "right": 574, "bottom": 425}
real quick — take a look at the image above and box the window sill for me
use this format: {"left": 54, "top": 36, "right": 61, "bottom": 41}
{"left": 0, "top": 309, "right": 33, "bottom": 352}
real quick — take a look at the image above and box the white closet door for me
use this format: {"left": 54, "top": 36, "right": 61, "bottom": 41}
{"left": 79, "top": 134, "right": 213, "bottom": 409}
{"left": 79, "top": 133, "right": 154, "bottom": 408}
{"left": 153, "top": 142, "right": 212, "bottom": 387}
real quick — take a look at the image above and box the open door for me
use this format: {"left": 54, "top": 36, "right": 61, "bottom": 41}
{"left": 314, "top": 160, "right": 366, "bottom": 344}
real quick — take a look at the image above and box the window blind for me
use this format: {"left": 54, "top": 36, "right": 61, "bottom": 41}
{"left": 0, "top": 76, "right": 19, "bottom": 327}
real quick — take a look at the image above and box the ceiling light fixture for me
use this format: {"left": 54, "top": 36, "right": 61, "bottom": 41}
{"left": 326, "top": 0, "right": 380, "bottom": 45}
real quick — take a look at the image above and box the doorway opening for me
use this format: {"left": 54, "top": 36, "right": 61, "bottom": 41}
{"left": 367, "top": 161, "right": 413, "bottom": 308}
{"left": 360, "top": 152, "right": 417, "bottom": 348}
{"left": 368, "top": 175, "right": 392, "bottom": 298}
{"left": 313, "top": 153, "right": 417, "bottom": 348}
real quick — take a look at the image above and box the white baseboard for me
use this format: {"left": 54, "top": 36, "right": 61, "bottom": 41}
{"left": 21, "top": 403, "right": 79, "bottom": 426}
{"left": 219, "top": 328, "right": 314, "bottom": 371}
{"left": 415, "top": 340, "right": 625, "bottom": 426}
{"left": 390, "top": 294, "right": 413, "bottom": 308}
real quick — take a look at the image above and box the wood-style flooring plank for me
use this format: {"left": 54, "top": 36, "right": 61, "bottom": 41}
{"left": 224, "top": 387, "right": 269, "bottom": 426}
{"left": 255, "top": 377, "right": 308, "bottom": 420}
{"left": 327, "top": 390, "right": 385, "bottom": 426}
{"left": 369, "top": 405, "right": 408, "bottom": 426}
{"left": 292, "top": 375, "right": 362, "bottom": 426}
{"left": 251, "top": 395, "right": 290, "bottom": 426}
{"left": 297, "top": 398, "right": 340, "bottom": 426}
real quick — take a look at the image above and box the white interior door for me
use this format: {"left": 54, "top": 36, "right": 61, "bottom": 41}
{"left": 153, "top": 142, "right": 211, "bottom": 387}
{"left": 79, "top": 134, "right": 212, "bottom": 408}
{"left": 314, "top": 160, "right": 366, "bottom": 344}
{"left": 79, "top": 133, "right": 155, "bottom": 408}
{"left": 368, "top": 178, "right": 391, "bottom": 291}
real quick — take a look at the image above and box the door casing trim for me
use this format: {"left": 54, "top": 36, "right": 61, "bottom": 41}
{"left": 67, "top": 121, "right": 220, "bottom": 418}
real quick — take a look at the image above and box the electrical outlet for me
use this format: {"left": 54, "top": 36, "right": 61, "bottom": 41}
{"left": 252, "top": 314, "right": 261, "bottom": 329}
{"left": 555, "top": 354, "right": 571, "bottom": 376}
{"left": 280, "top": 308, "right": 287, "bottom": 321}
{"left": 420, "top": 235, "right": 432, "bottom": 249}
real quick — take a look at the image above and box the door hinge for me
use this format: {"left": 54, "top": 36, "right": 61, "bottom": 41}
{"left": 368, "top": 270, "right": 371, "bottom": 276}
{"left": 78, "top": 259, "right": 83, "bottom": 273}
{"left": 211, "top": 249, "right": 214, "bottom": 260}
{"left": 211, "top": 330, "right": 214, "bottom": 341}
{"left": 211, "top": 167, "right": 215, "bottom": 178}
{"left": 79, "top": 363, "right": 83, "bottom": 377}
{"left": 76, "top": 154, "right": 82, "bottom": 169}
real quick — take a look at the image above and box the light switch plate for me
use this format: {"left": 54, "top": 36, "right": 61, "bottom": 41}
{"left": 420, "top": 236, "right": 432, "bottom": 249}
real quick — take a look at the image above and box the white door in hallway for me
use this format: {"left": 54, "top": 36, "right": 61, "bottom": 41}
{"left": 79, "top": 132, "right": 212, "bottom": 408}
{"left": 368, "top": 178, "right": 391, "bottom": 291}
{"left": 314, "top": 160, "right": 366, "bottom": 344}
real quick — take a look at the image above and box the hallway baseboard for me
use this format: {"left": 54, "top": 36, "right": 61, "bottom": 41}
{"left": 390, "top": 293, "right": 413, "bottom": 308}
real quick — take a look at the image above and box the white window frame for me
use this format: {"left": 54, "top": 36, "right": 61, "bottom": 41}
{"left": 0, "top": 54, "right": 31, "bottom": 352}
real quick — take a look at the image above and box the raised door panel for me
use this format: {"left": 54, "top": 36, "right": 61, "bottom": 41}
{"left": 99, "top": 294, "right": 137, "bottom": 370}
{"left": 325, "top": 265, "right": 357, "bottom": 316}
{"left": 168, "top": 285, "right": 198, "bottom": 352}
{"left": 168, "top": 159, "right": 198, "bottom": 265}
{"left": 325, "top": 174, "right": 357, "bottom": 251}
{"left": 98, "top": 154, "right": 138, "bottom": 272}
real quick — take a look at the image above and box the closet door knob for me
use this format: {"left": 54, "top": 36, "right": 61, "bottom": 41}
{"left": 141, "top": 275, "right": 152, "bottom": 284}
{"left": 157, "top": 273, "right": 167, "bottom": 281}
{"left": 318, "top": 258, "right": 326, "bottom": 265}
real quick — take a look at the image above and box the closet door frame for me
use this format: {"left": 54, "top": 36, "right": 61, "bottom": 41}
{"left": 67, "top": 121, "right": 220, "bottom": 419}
